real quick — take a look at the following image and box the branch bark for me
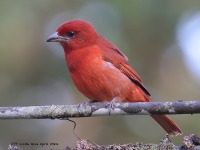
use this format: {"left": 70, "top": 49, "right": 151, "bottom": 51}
{"left": 0, "top": 100, "right": 200, "bottom": 119}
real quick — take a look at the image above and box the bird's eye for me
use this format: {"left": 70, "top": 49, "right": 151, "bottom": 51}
{"left": 66, "top": 31, "right": 75, "bottom": 37}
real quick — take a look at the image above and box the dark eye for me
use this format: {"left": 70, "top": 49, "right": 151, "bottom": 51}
{"left": 66, "top": 31, "right": 75, "bottom": 37}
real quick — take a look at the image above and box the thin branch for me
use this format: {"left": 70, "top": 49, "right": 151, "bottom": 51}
{"left": 0, "top": 100, "right": 200, "bottom": 119}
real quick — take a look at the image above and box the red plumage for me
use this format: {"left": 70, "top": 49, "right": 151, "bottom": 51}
{"left": 47, "top": 20, "right": 182, "bottom": 136}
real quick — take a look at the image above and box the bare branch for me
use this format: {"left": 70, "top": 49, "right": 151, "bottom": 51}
{"left": 0, "top": 100, "right": 200, "bottom": 119}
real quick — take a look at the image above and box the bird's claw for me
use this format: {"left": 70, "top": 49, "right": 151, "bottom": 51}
{"left": 107, "top": 97, "right": 118, "bottom": 115}
{"left": 77, "top": 100, "right": 98, "bottom": 114}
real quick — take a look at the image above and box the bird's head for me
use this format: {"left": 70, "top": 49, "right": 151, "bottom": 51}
{"left": 47, "top": 20, "right": 98, "bottom": 51}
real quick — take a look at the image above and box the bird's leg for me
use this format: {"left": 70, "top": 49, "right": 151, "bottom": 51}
{"left": 108, "top": 97, "right": 119, "bottom": 115}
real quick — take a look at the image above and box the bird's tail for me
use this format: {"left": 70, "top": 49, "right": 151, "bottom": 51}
{"left": 151, "top": 114, "right": 182, "bottom": 136}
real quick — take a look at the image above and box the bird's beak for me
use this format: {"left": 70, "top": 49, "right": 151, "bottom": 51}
{"left": 46, "top": 32, "right": 67, "bottom": 42}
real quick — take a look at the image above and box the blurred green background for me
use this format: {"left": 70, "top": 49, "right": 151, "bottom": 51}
{"left": 1, "top": 0, "right": 200, "bottom": 149}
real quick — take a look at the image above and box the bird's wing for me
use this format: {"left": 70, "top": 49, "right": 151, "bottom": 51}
{"left": 98, "top": 36, "right": 150, "bottom": 96}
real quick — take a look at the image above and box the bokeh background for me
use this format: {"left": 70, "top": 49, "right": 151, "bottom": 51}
{"left": 1, "top": 0, "right": 200, "bottom": 149}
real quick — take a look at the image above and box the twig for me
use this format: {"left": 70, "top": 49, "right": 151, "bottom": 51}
{"left": 0, "top": 100, "right": 200, "bottom": 119}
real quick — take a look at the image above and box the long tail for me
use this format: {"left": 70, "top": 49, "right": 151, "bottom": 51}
{"left": 151, "top": 115, "right": 182, "bottom": 136}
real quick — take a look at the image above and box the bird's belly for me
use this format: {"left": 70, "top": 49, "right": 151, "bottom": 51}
{"left": 70, "top": 60, "right": 132, "bottom": 101}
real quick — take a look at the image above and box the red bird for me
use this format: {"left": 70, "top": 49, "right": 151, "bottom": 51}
{"left": 47, "top": 20, "right": 182, "bottom": 136}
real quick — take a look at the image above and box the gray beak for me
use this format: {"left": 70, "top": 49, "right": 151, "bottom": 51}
{"left": 46, "top": 32, "right": 67, "bottom": 42}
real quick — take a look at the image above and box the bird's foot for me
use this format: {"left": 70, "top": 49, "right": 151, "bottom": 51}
{"left": 77, "top": 100, "right": 98, "bottom": 109}
{"left": 77, "top": 100, "right": 98, "bottom": 112}
{"left": 107, "top": 97, "right": 118, "bottom": 115}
